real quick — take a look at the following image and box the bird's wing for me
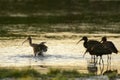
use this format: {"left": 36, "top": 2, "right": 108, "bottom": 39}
{"left": 90, "top": 42, "right": 112, "bottom": 56}
{"left": 38, "top": 43, "right": 48, "bottom": 52}
{"left": 87, "top": 40, "right": 100, "bottom": 49}
{"left": 106, "top": 41, "right": 118, "bottom": 53}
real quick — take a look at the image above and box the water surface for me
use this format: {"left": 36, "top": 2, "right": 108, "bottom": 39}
{"left": 0, "top": 37, "right": 120, "bottom": 74}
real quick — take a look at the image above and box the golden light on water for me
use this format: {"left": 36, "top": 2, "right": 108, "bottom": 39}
{"left": 0, "top": 34, "right": 120, "bottom": 74}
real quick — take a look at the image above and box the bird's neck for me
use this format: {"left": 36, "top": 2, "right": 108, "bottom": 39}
{"left": 29, "top": 39, "right": 32, "bottom": 46}
{"left": 102, "top": 41, "right": 106, "bottom": 44}
{"left": 84, "top": 40, "right": 88, "bottom": 48}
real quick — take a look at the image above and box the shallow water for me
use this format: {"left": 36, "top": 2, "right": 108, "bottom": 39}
{"left": 0, "top": 40, "right": 86, "bottom": 67}
{"left": 0, "top": 37, "right": 120, "bottom": 74}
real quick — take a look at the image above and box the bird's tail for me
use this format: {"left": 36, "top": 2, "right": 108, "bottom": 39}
{"left": 118, "top": 50, "right": 120, "bottom": 53}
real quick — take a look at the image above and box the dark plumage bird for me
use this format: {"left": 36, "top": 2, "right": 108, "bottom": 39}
{"left": 89, "top": 42, "right": 112, "bottom": 64}
{"left": 22, "top": 36, "right": 48, "bottom": 56}
{"left": 100, "top": 36, "right": 118, "bottom": 64}
{"left": 77, "top": 36, "right": 112, "bottom": 64}
{"left": 101, "top": 36, "right": 118, "bottom": 54}
{"left": 77, "top": 36, "right": 100, "bottom": 62}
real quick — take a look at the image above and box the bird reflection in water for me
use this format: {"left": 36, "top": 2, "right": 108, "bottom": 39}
{"left": 87, "top": 58, "right": 98, "bottom": 74}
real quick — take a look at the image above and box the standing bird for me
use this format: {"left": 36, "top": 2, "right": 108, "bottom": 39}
{"left": 89, "top": 42, "right": 112, "bottom": 64}
{"left": 22, "top": 36, "right": 48, "bottom": 56}
{"left": 77, "top": 36, "right": 112, "bottom": 65}
{"left": 100, "top": 36, "right": 118, "bottom": 67}
{"left": 77, "top": 36, "right": 100, "bottom": 63}
{"left": 101, "top": 36, "right": 118, "bottom": 54}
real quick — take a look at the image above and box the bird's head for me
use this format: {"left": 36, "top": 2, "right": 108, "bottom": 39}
{"left": 27, "top": 36, "right": 31, "bottom": 40}
{"left": 22, "top": 36, "right": 32, "bottom": 45}
{"left": 101, "top": 36, "right": 107, "bottom": 43}
{"left": 40, "top": 42, "right": 46, "bottom": 45}
{"left": 76, "top": 36, "right": 88, "bottom": 44}
{"left": 82, "top": 36, "right": 88, "bottom": 41}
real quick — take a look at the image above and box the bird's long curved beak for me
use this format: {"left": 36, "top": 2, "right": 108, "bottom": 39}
{"left": 22, "top": 39, "right": 28, "bottom": 45}
{"left": 76, "top": 39, "right": 82, "bottom": 44}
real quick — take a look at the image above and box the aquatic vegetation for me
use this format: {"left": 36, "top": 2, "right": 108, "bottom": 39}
{"left": 0, "top": 67, "right": 41, "bottom": 79}
{"left": 0, "top": 67, "right": 95, "bottom": 79}
{"left": 0, "top": 67, "right": 120, "bottom": 80}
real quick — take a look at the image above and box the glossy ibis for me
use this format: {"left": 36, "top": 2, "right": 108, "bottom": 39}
{"left": 77, "top": 36, "right": 113, "bottom": 64}
{"left": 89, "top": 42, "right": 112, "bottom": 64}
{"left": 22, "top": 36, "right": 48, "bottom": 56}
{"left": 77, "top": 36, "right": 100, "bottom": 63}
{"left": 101, "top": 36, "right": 118, "bottom": 54}
{"left": 101, "top": 36, "right": 118, "bottom": 66}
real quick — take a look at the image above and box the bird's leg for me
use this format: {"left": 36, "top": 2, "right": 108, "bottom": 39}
{"left": 40, "top": 50, "right": 44, "bottom": 57}
{"left": 110, "top": 54, "right": 111, "bottom": 70}
{"left": 34, "top": 51, "right": 40, "bottom": 57}
{"left": 91, "top": 55, "right": 93, "bottom": 62}
{"left": 33, "top": 49, "right": 37, "bottom": 57}
{"left": 101, "top": 57, "right": 104, "bottom": 74}
{"left": 36, "top": 51, "right": 40, "bottom": 56}
{"left": 93, "top": 55, "right": 96, "bottom": 64}
{"left": 99, "top": 60, "right": 102, "bottom": 74}
{"left": 37, "top": 50, "right": 44, "bottom": 57}
{"left": 99, "top": 56, "right": 102, "bottom": 64}
{"left": 101, "top": 57, "right": 104, "bottom": 65}
{"left": 34, "top": 53, "right": 37, "bottom": 57}
{"left": 99, "top": 57, "right": 101, "bottom": 65}
{"left": 107, "top": 54, "right": 112, "bottom": 70}
{"left": 95, "top": 56, "right": 98, "bottom": 65}
{"left": 37, "top": 51, "right": 41, "bottom": 56}
{"left": 107, "top": 55, "right": 109, "bottom": 70}
{"left": 83, "top": 50, "right": 87, "bottom": 58}
{"left": 101, "top": 56, "right": 104, "bottom": 67}
{"left": 99, "top": 56, "right": 104, "bottom": 74}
